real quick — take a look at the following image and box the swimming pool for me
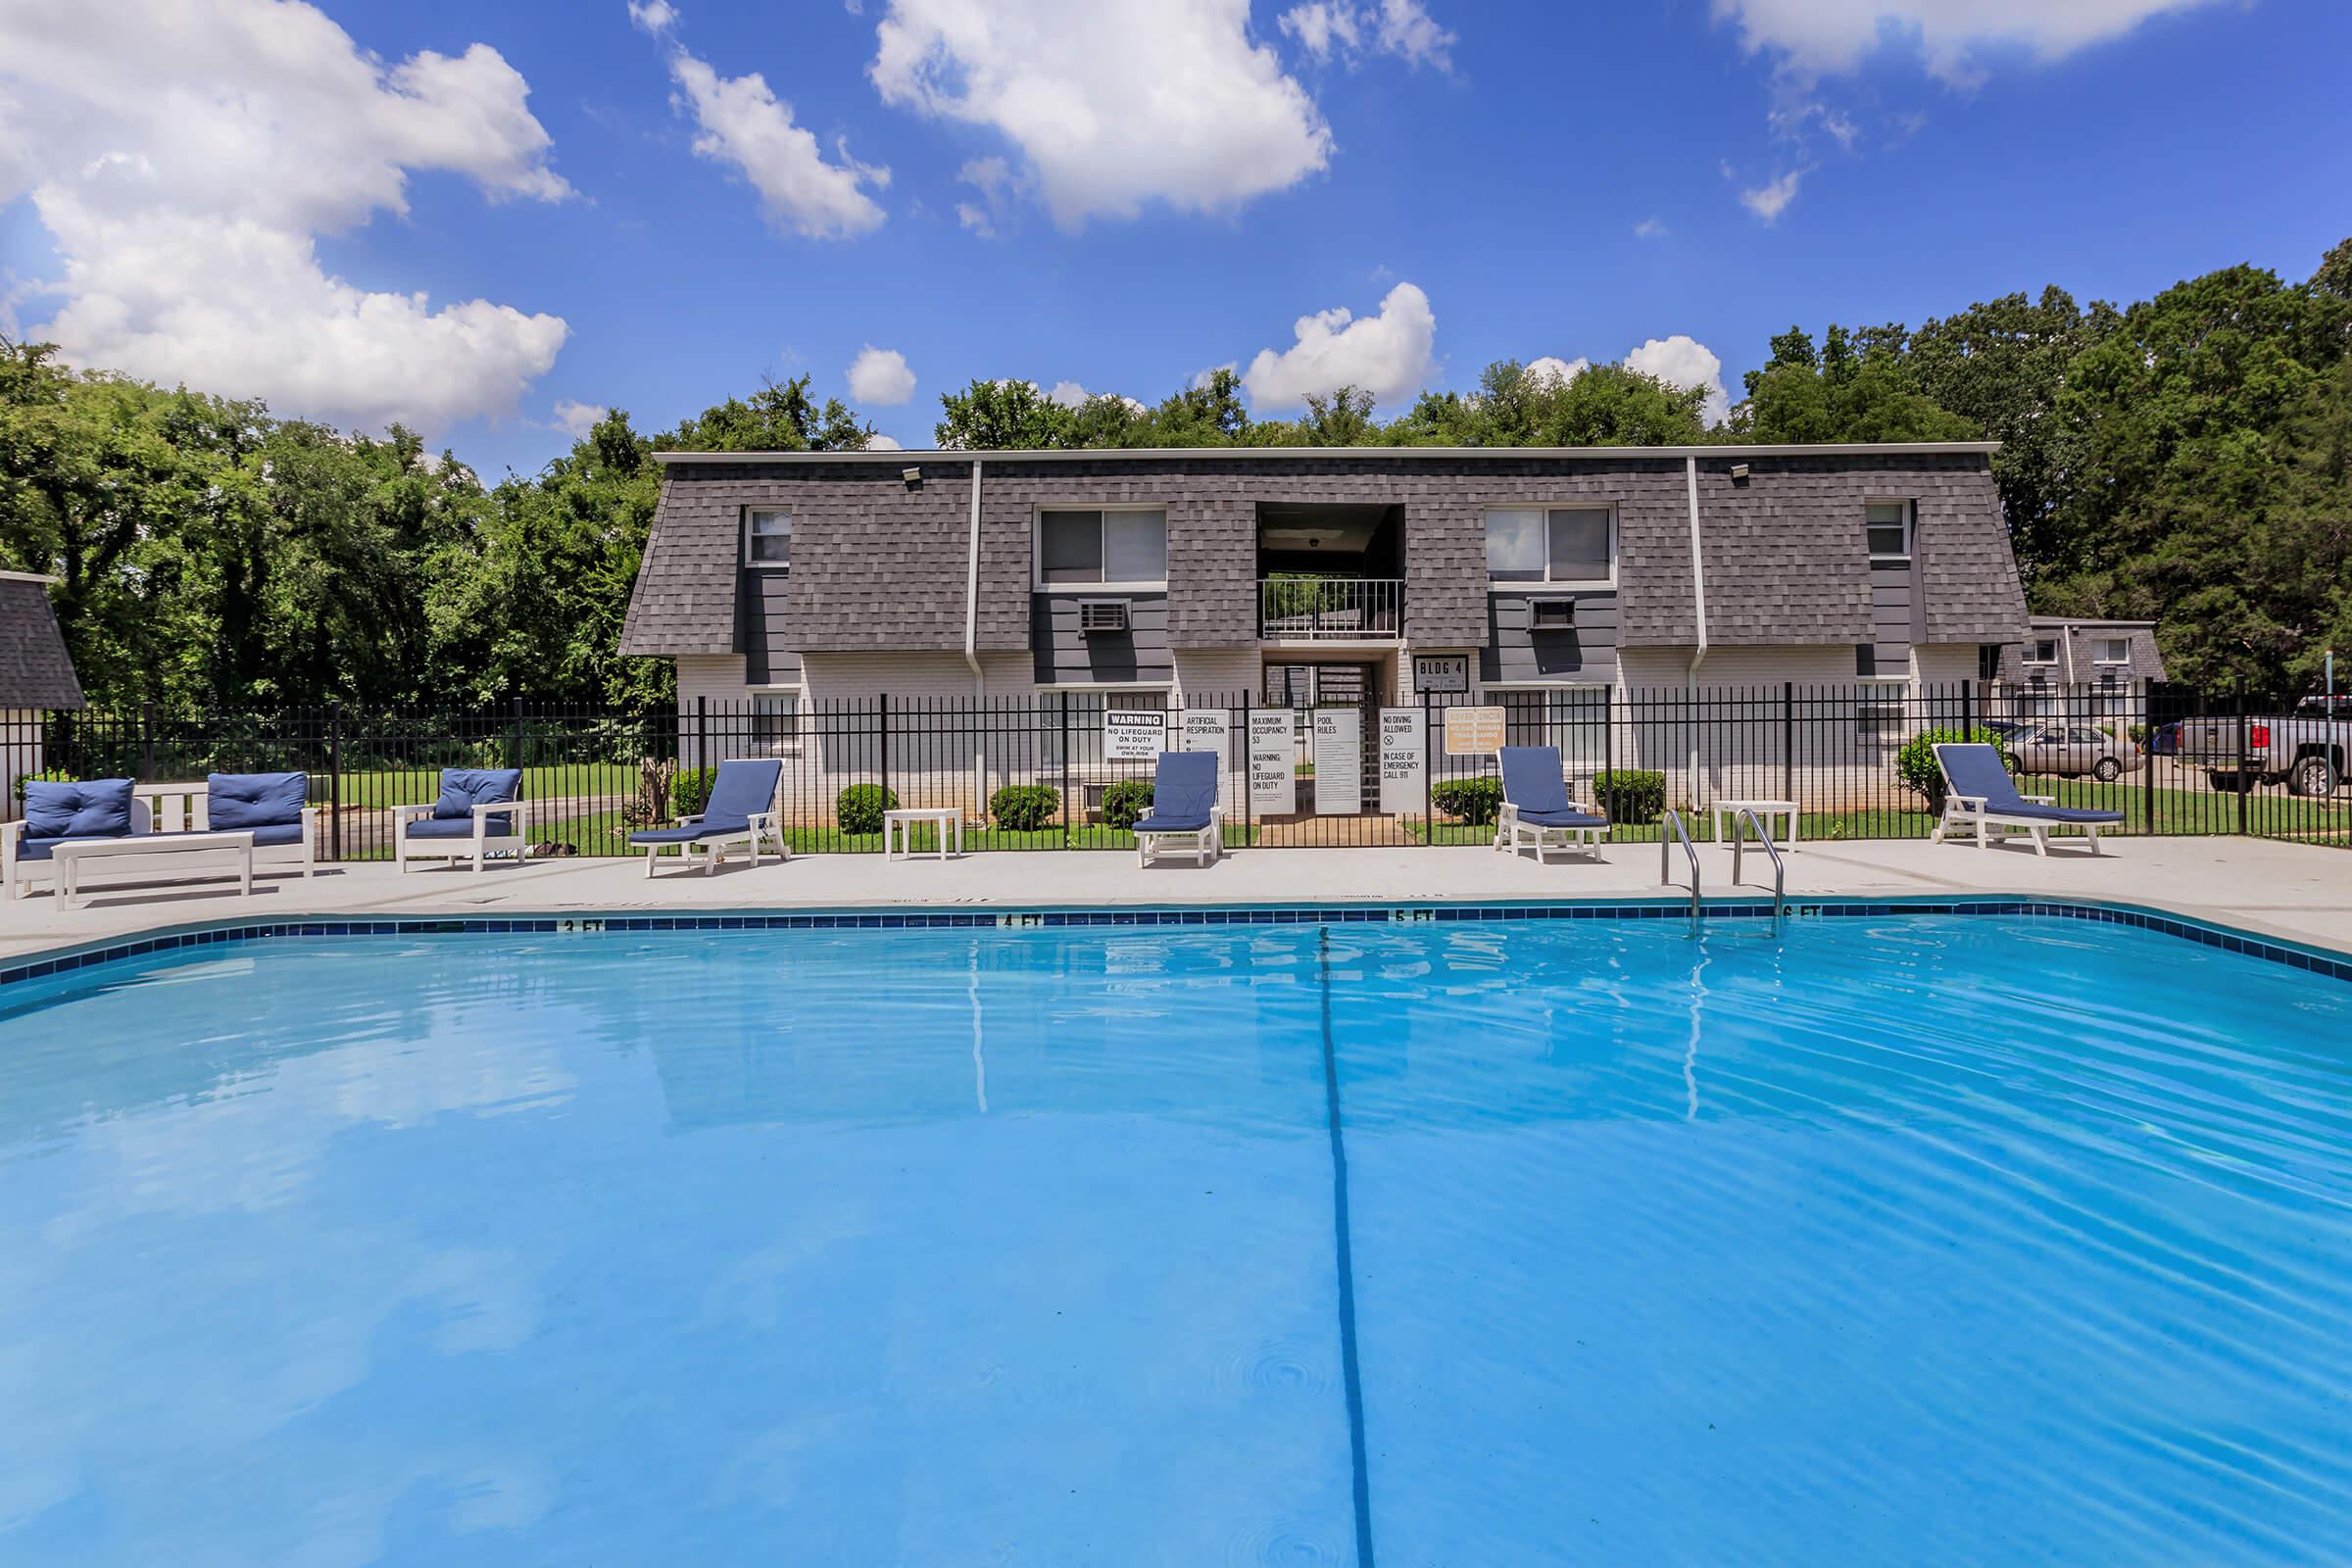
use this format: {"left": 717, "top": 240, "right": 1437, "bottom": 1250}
{"left": 3, "top": 908, "right": 2349, "bottom": 1564}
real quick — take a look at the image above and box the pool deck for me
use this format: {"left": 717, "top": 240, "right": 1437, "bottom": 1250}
{"left": 4, "top": 834, "right": 2350, "bottom": 963}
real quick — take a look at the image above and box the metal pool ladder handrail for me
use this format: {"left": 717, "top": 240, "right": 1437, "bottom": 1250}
{"left": 1659, "top": 808, "right": 1700, "bottom": 934}
{"left": 1731, "top": 808, "right": 1788, "bottom": 930}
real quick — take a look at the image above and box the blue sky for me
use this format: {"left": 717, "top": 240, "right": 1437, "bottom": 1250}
{"left": 2, "top": 0, "right": 2346, "bottom": 478}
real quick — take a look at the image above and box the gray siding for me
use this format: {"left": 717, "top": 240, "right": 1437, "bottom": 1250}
{"left": 1030, "top": 593, "right": 1174, "bottom": 685}
{"left": 738, "top": 569, "right": 804, "bottom": 686}
{"left": 0, "top": 578, "right": 83, "bottom": 710}
{"left": 1479, "top": 591, "right": 1619, "bottom": 684}
{"left": 622, "top": 447, "right": 2021, "bottom": 677}
{"left": 1868, "top": 561, "right": 1918, "bottom": 669}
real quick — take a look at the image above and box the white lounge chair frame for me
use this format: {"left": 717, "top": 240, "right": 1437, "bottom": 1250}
{"left": 1494, "top": 801, "right": 1607, "bottom": 863}
{"left": 394, "top": 799, "right": 528, "bottom": 872}
{"left": 639, "top": 810, "right": 784, "bottom": 877}
{"left": 1137, "top": 808, "right": 1223, "bottom": 868}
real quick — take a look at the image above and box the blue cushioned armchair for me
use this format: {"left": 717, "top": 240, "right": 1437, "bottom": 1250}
{"left": 393, "top": 768, "right": 527, "bottom": 872}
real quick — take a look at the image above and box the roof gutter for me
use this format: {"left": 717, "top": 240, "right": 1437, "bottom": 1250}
{"left": 962, "top": 458, "right": 986, "bottom": 811}
{"left": 656, "top": 440, "right": 2002, "bottom": 466}
{"left": 1684, "top": 457, "right": 1711, "bottom": 800}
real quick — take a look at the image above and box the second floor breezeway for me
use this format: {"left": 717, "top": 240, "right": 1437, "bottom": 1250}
{"left": 1257, "top": 501, "right": 1404, "bottom": 643}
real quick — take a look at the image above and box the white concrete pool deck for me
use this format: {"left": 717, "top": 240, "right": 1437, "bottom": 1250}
{"left": 5, "top": 834, "right": 2351, "bottom": 962}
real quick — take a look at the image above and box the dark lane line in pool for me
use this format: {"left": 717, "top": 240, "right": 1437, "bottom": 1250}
{"left": 1318, "top": 924, "right": 1378, "bottom": 1568}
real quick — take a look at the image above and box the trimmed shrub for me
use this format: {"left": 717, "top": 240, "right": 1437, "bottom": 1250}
{"left": 1592, "top": 768, "right": 1667, "bottom": 824}
{"left": 1101, "top": 778, "right": 1154, "bottom": 830}
{"left": 1432, "top": 775, "right": 1504, "bottom": 826}
{"left": 1894, "top": 727, "right": 2013, "bottom": 809}
{"left": 989, "top": 783, "right": 1061, "bottom": 832}
{"left": 671, "top": 765, "right": 715, "bottom": 820}
{"left": 835, "top": 783, "right": 898, "bottom": 835}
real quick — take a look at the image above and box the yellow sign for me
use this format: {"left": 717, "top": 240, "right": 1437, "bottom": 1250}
{"left": 1442, "top": 705, "right": 1505, "bottom": 756}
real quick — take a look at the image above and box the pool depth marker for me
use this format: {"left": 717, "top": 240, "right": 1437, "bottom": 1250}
{"left": 1318, "top": 924, "right": 1378, "bottom": 1568}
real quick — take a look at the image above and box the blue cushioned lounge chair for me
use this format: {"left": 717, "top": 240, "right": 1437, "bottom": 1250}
{"left": 1495, "top": 746, "right": 1609, "bottom": 863}
{"left": 1931, "top": 742, "right": 2123, "bottom": 856}
{"left": 394, "top": 767, "right": 526, "bottom": 872}
{"left": 627, "top": 758, "right": 785, "bottom": 877}
{"left": 1133, "top": 750, "right": 1223, "bottom": 868}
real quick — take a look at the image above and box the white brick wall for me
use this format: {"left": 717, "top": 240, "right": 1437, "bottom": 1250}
{"left": 1172, "top": 648, "right": 1259, "bottom": 704}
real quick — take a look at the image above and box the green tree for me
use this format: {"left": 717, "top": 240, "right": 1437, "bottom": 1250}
{"left": 1735, "top": 322, "right": 1979, "bottom": 445}
{"left": 934, "top": 378, "right": 1075, "bottom": 449}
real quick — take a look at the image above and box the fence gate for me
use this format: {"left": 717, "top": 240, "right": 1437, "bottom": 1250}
{"left": 1253, "top": 663, "right": 1419, "bottom": 848}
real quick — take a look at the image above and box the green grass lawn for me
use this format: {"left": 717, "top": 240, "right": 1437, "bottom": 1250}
{"left": 1408, "top": 774, "right": 2352, "bottom": 847}
{"left": 324, "top": 763, "right": 642, "bottom": 808}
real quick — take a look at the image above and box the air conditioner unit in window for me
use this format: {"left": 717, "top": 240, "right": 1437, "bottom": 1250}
{"left": 1528, "top": 597, "right": 1576, "bottom": 632}
{"left": 1078, "top": 599, "right": 1130, "bottom": 635}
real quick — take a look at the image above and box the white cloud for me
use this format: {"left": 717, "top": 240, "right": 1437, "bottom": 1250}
{"left": 1371, "top": 0, "right": 1455, "bottom": 68}
{"left": 626, "top": 0, "right": 679, "bottom": 32}
{"left": 1047, "top": 380, "right": 1146, "bottom": 413}
{"left": 864, "top": 432, "right": 904, "bottom": 450}
{"left": 1739, "top": 167, "right": 1808, "bottom": 221}
{"left": 1524, "top": 356, "right": 1590, "bottom": 388}
{"left": 1280, "top": 0, "right": 1453, "bottom": 68}
{"left": 657, "top": 32, "right": 889, "bottom": 240}
{"left": 1243, "top": 281, "right": 1436, "bottom": 408}
{"left": 1278, "top": 2, "right": 1361, "bottom": 58}
{"left": 847, "top": 344, "right": 915, "bottom": 405}
{"left": 868, "top": 0, "right": 1333, "bottom": 227}
{"left": 1624, "top": 335, "right": 1731, "bottom": 426}
{"left": 551, "top": 399, "right": 608, "bottom": 437}
{"left": 0, "top": 0, "right": 571, "bottom": 431}
{"left": 956, "top": 156, "right": 1014, "bottom": 238}
{"left": 1709, "top": 0, "right": 2221, "bottom": 88}
{"left": 1633, "top": 217, "right": 1668, "bottom": 238}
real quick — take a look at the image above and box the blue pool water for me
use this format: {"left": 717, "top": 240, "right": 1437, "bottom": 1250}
{"left": 3, "top": 913, "right": 2350, "bottom": 1565}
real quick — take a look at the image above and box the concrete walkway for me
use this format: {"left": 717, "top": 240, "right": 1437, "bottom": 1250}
{"left": 5, "top": 834, "right": 2350, "bottom": 962}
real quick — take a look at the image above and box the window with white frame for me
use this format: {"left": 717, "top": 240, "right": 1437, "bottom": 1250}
{"left": 1037, "top": 509, "right": 1167, "bottom": 586}
{"left": 745, "top": 508, "right": 792, "bottom": 568}
{"left": 2026, "top": 638, "right": 2059, "bottom": 664}
{"left": 750, "top": 689, "right": 802, "bottom": 755}
{"left": 2096, "top": 637, "right": 2131, "bottom": 665}
{"left": 1866, "top": 500, "right": 1914, "bottom": 564}
{"left": 1498, "top": 686, "right": 1611, "bottom": 773}
{"left": 1485, "top": 507, "right": 1614, "bottom": 585}
{"left": 1856, "top": 678, "right": 1910, "bottom": 746}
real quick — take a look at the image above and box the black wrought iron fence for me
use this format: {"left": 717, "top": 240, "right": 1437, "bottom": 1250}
{"left": 4, "top": 681, "right": 2344, "bottom": 859}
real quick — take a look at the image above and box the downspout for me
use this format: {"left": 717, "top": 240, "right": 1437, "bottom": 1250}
{"left": 1683, "top": 456, "right": 1710, "bottom": 802}
{"left": 963, "top": 458, "right": 987, "bottom": 811}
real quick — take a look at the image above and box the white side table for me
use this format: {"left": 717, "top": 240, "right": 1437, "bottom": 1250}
{"left": 1713, "top": 799, "right": 1798, "bottom": 850}
{"left": 883, "top": 808, "right": 963, "bottom": 860}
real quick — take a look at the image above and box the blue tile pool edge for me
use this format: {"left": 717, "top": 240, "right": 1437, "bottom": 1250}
{"left": 4, "top": 895, "right": 2350, "bottom": 989}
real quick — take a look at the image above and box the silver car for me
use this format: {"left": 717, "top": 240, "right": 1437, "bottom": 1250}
{"left": 2010, "top": 723, "right": 2141, "bottom": 782}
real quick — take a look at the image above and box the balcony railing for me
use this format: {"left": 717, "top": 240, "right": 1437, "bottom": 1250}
{"left": 1258, "top": 577, "right": 1403, "bottom": 640}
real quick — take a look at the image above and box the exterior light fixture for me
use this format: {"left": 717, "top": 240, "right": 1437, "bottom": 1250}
{"left": 902, "top": 466, "right": 923, "bottom": 487}
{"left": 1729, "top": 463, "right": 1750, "bottom": 481}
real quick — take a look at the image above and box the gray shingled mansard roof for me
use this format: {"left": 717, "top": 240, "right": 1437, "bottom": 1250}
{"left": 0, "top": 573, "right": 84, "bottom": 710}
{"left": 619, "top": 442, "right": 2018, "bottom": 660}
{"left": 2002, "top": 616, "right": 2168, "bottom": 684}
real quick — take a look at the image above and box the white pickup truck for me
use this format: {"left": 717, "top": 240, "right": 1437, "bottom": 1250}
{"left": 2178, "top": 695, "right": 2352, "bottom": 796}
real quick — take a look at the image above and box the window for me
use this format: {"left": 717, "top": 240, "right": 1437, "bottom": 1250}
{"left": 1486, "top": 507, "right": 1613, "bottom": 585}
{"left": 2026, "top": 638, "right": 2059, "bottom": 664}
{"left": 751, "top": 689, "right": 801, "bottom": 755}
{"left": 1866, "top": 500, "right": 1914, "bottom": 564}
{"left": 1037, "top": 508, "right": 1167, "bottom": 586}
{"left": 1979, "top": 644, "right": 2002, "bottom": 682}
{"left": 745, "top": 509, "right": 792, "bottom": 568}
{"left": 2096, "top": 637, "right": 2131, "bottom": 665}
{"left": 1857, "top": 679, "right": 1909, "bottom": 747}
